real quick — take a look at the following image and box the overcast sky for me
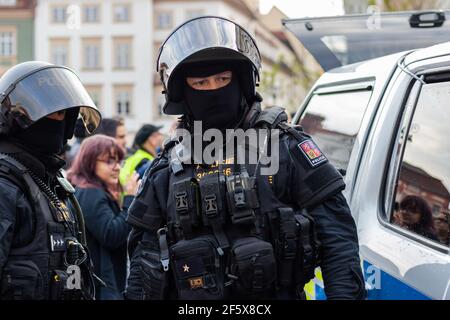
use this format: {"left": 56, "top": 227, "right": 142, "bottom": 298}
{"left": 259, "top": 0, "right": 345, "bottom": 18}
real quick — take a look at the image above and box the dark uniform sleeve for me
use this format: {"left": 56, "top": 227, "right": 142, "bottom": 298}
{"left": 0, "top": 178, "right": 28, "bottom": 276}
{"left": 125, "top": 159, "right": 167, "bottom": 300}
{"left": 285, "top": 133, "right": 366, "bottom": 300}
{"left": 0, "top": 178, "right": 17, "bottom": 276}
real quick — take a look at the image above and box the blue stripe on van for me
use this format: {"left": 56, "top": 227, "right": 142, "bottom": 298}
{"left": 363, "top": 260, "right": 431, "bottom": 300}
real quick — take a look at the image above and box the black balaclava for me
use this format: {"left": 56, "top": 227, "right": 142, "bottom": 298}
{"left": 15, "top": 116, "right": 66, "bottom": 155}
{"left": 183, "top": 62, "right": 242, "bottom": 131}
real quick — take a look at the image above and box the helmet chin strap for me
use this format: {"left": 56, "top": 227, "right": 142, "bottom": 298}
{"left": 241, "top": 93, "right": 263, "bottom": 130}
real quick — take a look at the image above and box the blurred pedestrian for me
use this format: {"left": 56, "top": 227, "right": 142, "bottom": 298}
{"left": 66, "top": 118, "right": 90, "bottom": 168}
{"left": 394, "top": 195, "right": 438, "bottom": 241}
{"left": 434, "top": 213, "right": 449, "bottom": 246}
{"left": 67, "top": 134, "right": 139, "bottom": 300}
{"left": 95, "top": 117, "right": 128, "bottom": 154}
{"left": 119, "top": 124, "right": 163, "bottom": 184}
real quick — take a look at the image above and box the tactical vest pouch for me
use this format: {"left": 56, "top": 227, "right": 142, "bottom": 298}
{"left": 225, "top": 174, "right": 259, "bottom": 225}
{"left": 139, "top": 244, "right": 168, "bottom": 300}
{"left": 173, "top": 178, "right": 201, "bottom": 236}
{"left": 229, "top": 237, "right": 276, "bottom": 298}
{"left": 274, "top": 208, "right": 318, "bottom": 291}
{"left": 198, "top": 173, "right": 226, "bottom": 226}
{"left": 293, "top": 212, "right": 317, "bottom": 288}
{"left": 0, "top": 260, "right": 44, "bottom": 300}
{"left": 169, "top": 235, "right": 224, "bottom": 300}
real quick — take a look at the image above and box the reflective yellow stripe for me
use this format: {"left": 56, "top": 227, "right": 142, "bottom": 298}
{"left": 119, "top": 149, "right": 154, "bottom": 185}
{"left": 303, "top": 268, "right": 324, "bottom": 300}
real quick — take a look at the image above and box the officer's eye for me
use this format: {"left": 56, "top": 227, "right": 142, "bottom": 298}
{"left": 217, "top": 76, "right": 231, "bottom": 83}
{"left": 216, "top": 72, "right": 232, "bottom": 83}
{"left": 193, "top": 80, "right": 208, "bottom": 86}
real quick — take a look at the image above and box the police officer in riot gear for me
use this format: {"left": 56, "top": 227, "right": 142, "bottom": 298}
{"left": 0, "top": 61, "right": 101, "bottom": 300}
{"left": 126, "top": 17, "right": 366, "bottom": 300}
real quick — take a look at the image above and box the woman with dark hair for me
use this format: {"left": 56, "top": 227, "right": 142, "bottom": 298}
{"left": 394, "top": 195, "right": 438, "bottom": 241}
{"left": 67, "top": 134, "right": 139, "bottom": 300}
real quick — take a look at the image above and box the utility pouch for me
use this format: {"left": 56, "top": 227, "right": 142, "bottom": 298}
{"left": 139, "top": 244, "right": 169, "bottom": 300}
{"left": 293, "top": 212, "right": 318, "bottom": 288}
{"left": 173, "top": 177, "right": 201, "bottom": 236}
{"left": 0, "top": 260, "right": 44, "bottom": 300}
{"left": 225, "top": 173, "right": 259, "bottom": 225}
{"left": 169, "top": 235, "right": 224, "bottom": 300}
{"left": 229, "top": 237, "right": 276, "bottom": 298}
{"left": 198, "top": 173, "right": 226, "bottom": 227}
{"left": 273, "top": 208, "right": 318, "bottom": 290}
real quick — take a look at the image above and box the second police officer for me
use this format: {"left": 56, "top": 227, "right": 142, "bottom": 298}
{"left": 0, "top": 61, "right": 101, "bottom": 299}
{"left": 126, "top": 16, "right": 366, "bottom": 300}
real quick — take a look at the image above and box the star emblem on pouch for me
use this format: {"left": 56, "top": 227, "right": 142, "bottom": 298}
{"left": 183, "top": 264, "right": 190, "bottom": 273}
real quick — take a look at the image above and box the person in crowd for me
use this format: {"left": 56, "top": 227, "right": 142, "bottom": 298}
{"left": 120, "top": 124, "right": 163, "bottom": 184}
{"left": 434, "top": 213, "right": 449, "bottom": 246}
{"left": 67, "top": 134, "right": 139, "bottom": 300}
{"left": 66, "top": 118, "right": 90, "bottom": 168}
{"left": 394, "top": 195, "right": 438, "bottom": 241}
{"left": 95, "top": 117, "right": 129, "bottom": 154}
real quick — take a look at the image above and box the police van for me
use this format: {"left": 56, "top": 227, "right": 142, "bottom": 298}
{"left": 284, "top": 11, "right": 450, "bottom": 299}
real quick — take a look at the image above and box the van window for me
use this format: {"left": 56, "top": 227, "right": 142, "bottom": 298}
{"left": 391, "top": 81, "right": 450, "bottom": 246}
{"left": 297, "top": 85, "right": 372, "bottom": 172}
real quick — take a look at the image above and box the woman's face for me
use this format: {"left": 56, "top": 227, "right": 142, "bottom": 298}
{"left": 400, "top": 207, "right": 422, "bottom": 226}
{"left": 95, "top": 149, "right": 121, "bottom": 187}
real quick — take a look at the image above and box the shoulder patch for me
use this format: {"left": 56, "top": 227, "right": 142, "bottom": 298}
{"left": 297, "top": 139, "right": 328, "bottom": 167}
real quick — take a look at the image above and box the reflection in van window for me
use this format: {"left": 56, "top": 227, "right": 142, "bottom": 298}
{"left": 298, "top": 88, "right": 372, "bottom": 171}
{"left": 392, "top": 81, "right": 450, "bottom": 246}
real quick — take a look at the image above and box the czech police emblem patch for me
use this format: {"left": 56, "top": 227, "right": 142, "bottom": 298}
{"left": 298, "top": 139, "right": 327, "bottom": 167}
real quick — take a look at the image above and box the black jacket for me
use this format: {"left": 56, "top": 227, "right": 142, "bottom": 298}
{"left": 0, "top": 141, "right": 65, "bottom": 277}
{"left": 125, "top": 114, "right": 366, "bottom": 300}
{"left": 74, "top": 188, "right": 133, "bottom": 300}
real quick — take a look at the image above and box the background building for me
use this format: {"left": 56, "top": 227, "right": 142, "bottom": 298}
{"left": 0, "top": 0, "right": 35, "bottom": 76}
{"left": 34, "top": 0, "right": 154, "bottom": 133}
{"left": 0, "top": 0, "right": 324, "bottom": 140}
{"left": 153, "top": 0, "right": 321, "bottom": 118}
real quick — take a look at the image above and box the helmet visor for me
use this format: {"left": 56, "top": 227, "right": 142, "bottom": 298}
{"left": 157, "top": 16, "right": 261, "bottom": 88}
{"left": 6, "top": 67, "right": 101, "bottom": 134}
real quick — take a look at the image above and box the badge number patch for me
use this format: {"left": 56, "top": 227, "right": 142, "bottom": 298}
{"left": 298, "top": 139, "right": 327, "bottom": 167}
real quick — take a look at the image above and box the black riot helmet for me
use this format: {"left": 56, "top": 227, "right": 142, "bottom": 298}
{"left": 0, "top": 61, "right": 101, "bottom": 139}
{"left": 157, "top": 16, "right": 262, "bottom": 115}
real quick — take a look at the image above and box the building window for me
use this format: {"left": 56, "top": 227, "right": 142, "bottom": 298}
{"left": 0, "top": 27, "right": 16, "bottom": 70}
{"left": 49, "top": 38, "right": 70, "bottom": 66}
{"left": 82, "top": 38, "right": 101, "bottom": 70}
{"left": 85, "top": 85, "right": 102, "bottom": 110}
{"left": 0, "top": 0, "right": 17, "bottom": 6}
{"left": 0, "top": 31, "right": 14, "bottom": 57}
{"left": 113, "top": 37, "right": 132, "bottom": 69}
{"left": 113, "top": 3, "right": 131, "bottom": 22}
{"left": 83, "top": 5, "right": 100, "bottom": 23}
{"left": 390, "top": 80, "right": 450, "bottom": 246}
{"left": 114, "top": 85, "right": 132, "bottom": 116}
{"left": 156, "top": 11, "right": 173, "bottom": 29}
{"left": 51, "top": 6, "right": 67, "bottom": 23}
{"left": 186, "top": 10, "right": 204, "bottom": 20}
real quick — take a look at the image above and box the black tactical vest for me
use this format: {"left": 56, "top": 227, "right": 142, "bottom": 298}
{"left": 159, "top": 108, "right": 319, "bottom": 299}
{"left": 0, "top": 154, "right": 94, "bottom": 300}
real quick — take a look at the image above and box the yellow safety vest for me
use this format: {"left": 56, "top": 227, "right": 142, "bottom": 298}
{"left": 119, "top": 148, "right": 154, "bottom": 186}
